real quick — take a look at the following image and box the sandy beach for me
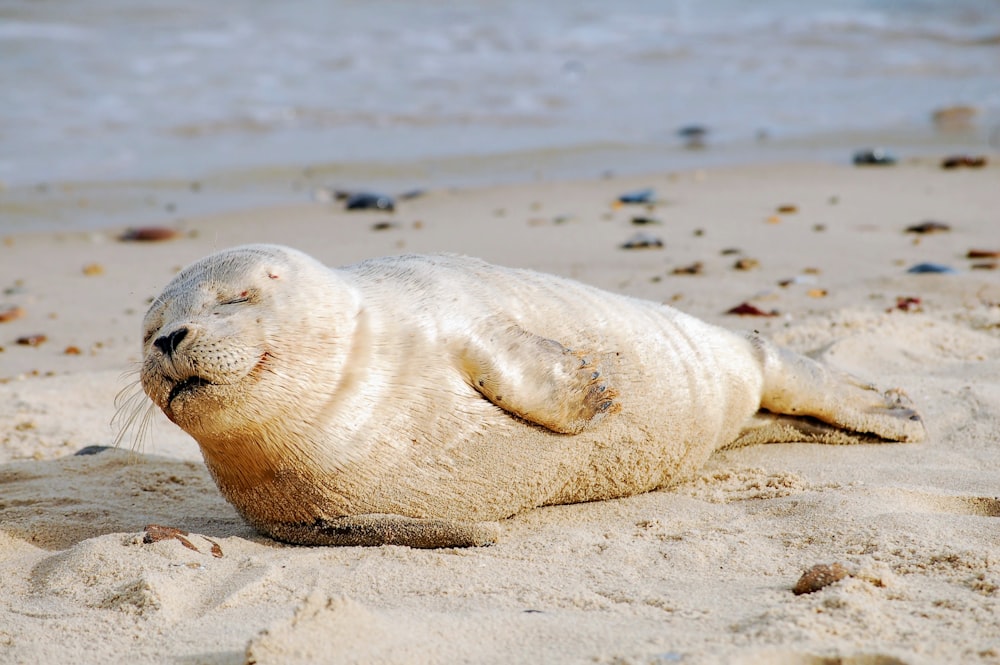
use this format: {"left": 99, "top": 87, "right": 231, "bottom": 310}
{"left": 1, "top": 159, "right": 999, "bottom": 664}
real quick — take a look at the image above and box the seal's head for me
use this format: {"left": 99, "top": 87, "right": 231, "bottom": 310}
{"left": 140, "top": 244, "right": 356, "bottom": 442}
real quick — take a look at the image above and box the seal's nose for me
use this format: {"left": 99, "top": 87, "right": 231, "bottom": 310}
{"left": 154, "top": 327, "right": 189, "bottom": 357}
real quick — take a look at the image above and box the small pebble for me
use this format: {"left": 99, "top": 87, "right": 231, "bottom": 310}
{"left": 617, "top": 188, "right": 655, "bottom": 205}
{"left": 807, "top": 288, "right": 828, "bottom": 298}
{"left": 776, "top": 204, "right": 798, "bottom": 214}
{"left": 677, "top": 125, "right": 708, "bottom": 149}
{"left": 631, "top": 216, "right": 661, "bottom": 226}
{"left": 894, "top": 296, "right": 922, "bottom": 312}
{"left": 793, "top": 563, "right": 849, "bottom": 595}
{"left": 733, "top": 258, "right": 760, "bottom": 271}
{"left": 64, "top": 345, "right": 81, "bottom": 355}
{"left": 120, "top": 227, "right": 179, "bottom": 242}
{"left": 16, "top": 334, "right": 47, "bottom": 347}
{"left": 853, "top": 148, "right": 897, "bottom": 166}
{"left": 371, "top": 221, "right": 399, "bottom": 231}
{"left": 82, "top": 263, "right": 104, "bottom": 276}
{"left": 778, "top": 275, "right": 818, "bottom": 288}
{"left": 941, "top": 155, "right": 987, "bottom": 169}
{"left": 725, "top": 302, "right": 778, "bottom": 317}
{"left": 677, "top": 125, "right": 708, "bottom": 139}
{"left": 967, "top": 249, "right": 999, "bottom": 259}
{"left": 0, "top": 305, "right": 25, "bottom": 323}
{"left": 620, "top": 232, "right": 663, "bottom": 250}
{"left": 672, "top": 262, "right": 704, "bottom": 275}
{"left": 143, "top": 524, "right": 199, "bottom": 551}
{"left": 906, "top": 221, "right": 951, "bottom": 234}
{"left": 907, "top": 263, "right": 957, "bottom": 274}
{"left": 142, "top": 524, "right": 223, "bottom": 558}
{"left": 74, "top": 445, "right": 112, "bottom": 456}
{"left": 345, "top": 192, "right": 395, "bottom": 211}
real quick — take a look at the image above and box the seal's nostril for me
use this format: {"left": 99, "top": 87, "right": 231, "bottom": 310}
{"left": 153, "top": 327, "right": 189, "bottom": 356}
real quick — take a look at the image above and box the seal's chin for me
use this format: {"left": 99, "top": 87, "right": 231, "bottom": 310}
{"left": 167, "top": 375, "right": 213, "bottom": 406}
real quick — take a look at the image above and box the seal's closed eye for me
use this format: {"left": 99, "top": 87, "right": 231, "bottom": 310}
{"left": 220, "top": 288, "right": 258, "bottom": 306}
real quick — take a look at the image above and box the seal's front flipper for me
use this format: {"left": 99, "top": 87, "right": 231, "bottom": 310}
{"left": 459, "top": 324, "right": 619, "bottom": 434}
{"left": 269, "top": 514, "right": 500, "bottom": 548}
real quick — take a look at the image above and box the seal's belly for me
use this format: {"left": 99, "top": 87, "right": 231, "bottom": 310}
{"left": 299, "top": 269, "right": 764, "bottom": 521}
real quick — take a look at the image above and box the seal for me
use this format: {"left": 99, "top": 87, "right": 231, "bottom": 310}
{"left": 139, "top": 244, "right": 925, "bottom": 548}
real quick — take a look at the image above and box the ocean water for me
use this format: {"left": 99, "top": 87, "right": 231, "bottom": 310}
{"left": 1, "top": 0, "right": 998, "bottom": 229}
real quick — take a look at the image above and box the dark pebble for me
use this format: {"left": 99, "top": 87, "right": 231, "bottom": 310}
{"left": 617, "top": 188, "right": 655, "bottom": 205}
{"left": 345, "top": 192, "right": 395, "bottom": 211}
{"left": 905, "top": 221, "right": 951, "bottom": 234}
{"left": 853, "top": 148, "right": 897, "bottom": 166}
{"left": 119, "top": 227, "right": 179, "bottom": 242}
{"left": 907, "top": 263, "right": 957, "bottom": 274}
{"left": 967, "top": 249, "right": 1000, "bottom": 259}
{"left": 631, "top": 216, "right": 662, "bottom": 226}
{"left": 16, "top": 334, "right": 46, "bottom": 346}
{"left": 726, "top": 302, "right": 778, "bottom": 317}
{"left": 941, "top": 155, "right": 987, "bottom": 169}
{"left": 620, "top": 232, "right": 663, "bottom": 250}
{"left": 672, "top": 262, "right": 704, "bottom": 275}
{"left": 894, "top": 296, "right": 922, "bottom": 312}
{"left": 677, "top": 125, "right": 708, "bottom": 148}
{"left": 75, "top": 445, "right": 113, "bottom": 456}
{"left": 677, "top": 125, "right": 708, "bottom": 139}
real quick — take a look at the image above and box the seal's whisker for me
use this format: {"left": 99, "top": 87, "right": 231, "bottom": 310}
{"left": 112, "top": 367, "right": 155, "bottom": 453}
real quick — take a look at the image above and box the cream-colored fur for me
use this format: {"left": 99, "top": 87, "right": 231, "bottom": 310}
{"left": 139, "top": 245, "right": 924, "bottom": 547}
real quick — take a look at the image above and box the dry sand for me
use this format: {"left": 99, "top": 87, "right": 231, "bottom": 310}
{"left": 1, "top": 160, "right": 999, "bottom": 664}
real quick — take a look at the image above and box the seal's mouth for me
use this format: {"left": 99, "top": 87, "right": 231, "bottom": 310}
{"left": 167, "top": 376, "right": 213, "bottom": 405}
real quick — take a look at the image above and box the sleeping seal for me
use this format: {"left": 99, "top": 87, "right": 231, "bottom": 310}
{"left": 139, "top": 245, "right": 924, "bottom": 547}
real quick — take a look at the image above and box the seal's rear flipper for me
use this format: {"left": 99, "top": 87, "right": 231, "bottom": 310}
{"left": 751, "top": 336, "right": 926, "bottom": 443}
{"left": 266, "top": 515, "right": 500, "bottom": 548}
